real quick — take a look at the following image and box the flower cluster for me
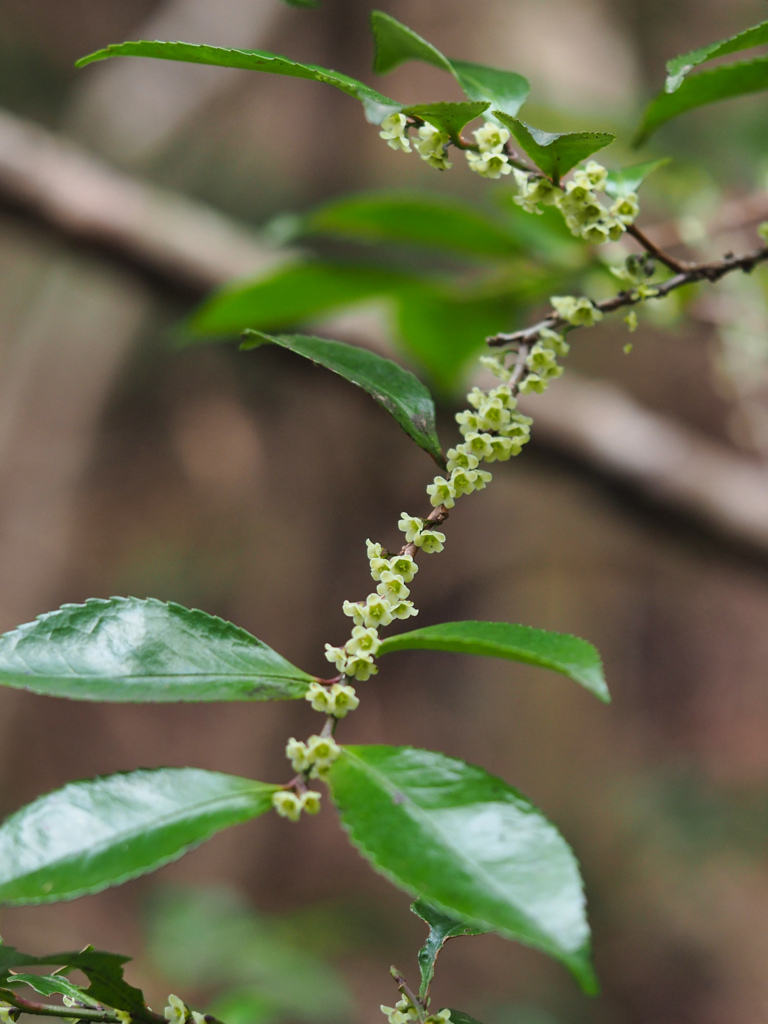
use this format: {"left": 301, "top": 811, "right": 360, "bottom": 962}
{"left": 272, "top": 787, "right": 323, "bottom": 822}
{"left": 379, "top": 115, "right": 517, "bottom": 179}
{"left": 550, "top": 295, "right": 602, "bottom": 328}
{"left": 379, "top": 114, "right": 451, "bottom": 170}
{"left": 285, "top": 733, "right": 341, "bottom": 778}
{"left": 512, "top": 161, "right": 640, "bottom": 244}
{"left": 609, "top": 252, "right": 659, "bottom": 301}
{"left": 381, "top": 999, "right": 451, "bottom": 1024}
{"left": 305, "top": 680, "right": 360, "bottom": 715}
{"left": 423, "top": 370, "right": 541, "bottom": 508}
{"left": 466, "top": 122, "right": 513, "bottom": 179}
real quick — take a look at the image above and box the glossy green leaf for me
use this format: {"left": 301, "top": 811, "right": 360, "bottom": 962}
{"left": 605, "top": 158, "right": 670, "bottom": 198}
{"left": 635, "top": 57, "right": 768, "bottom": 145}
{"left": 0, "top": 768, "right": 278, "bottom": 905}
{"left": 378, "top": 620, "right": 608, "bottom": 701}
{"left": 329, "top": 746, "right": 597, "bottom": 993}
{"left": 303, "top": 192, "right": 524, "bottom": 260}
{"left": 495, "top": 114, "right": 614, "bottom": 184}
{"left": 76, "top": 41, "right": 401, "bottom": 124}
{"left": 0, "top": 946, "right": 158, "bottom": 1023}
{"left": 0, "top": 597, "right": 313, "bottom": 703}
{"left": 241, "top": 331, "right": 444, "bottom": 465}
{"left": 412, "top": 899, "right": 487, "bottom": 1000}
{"left": 188, "top": 262, "right": 413, "bottom": 338}
{"left": 665, "top": 19, "right": 768, "bottom": 92}
{"left": 401, "top": 101, "right": 489, "bottom": 139}
{"left": 370, "top": 12, "right": 529, "bottom": 117}
{"left": 283, "top": 0, "right": 320, "bottom": 7}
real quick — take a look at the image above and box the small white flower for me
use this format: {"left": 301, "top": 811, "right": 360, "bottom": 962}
{"left": 379, "top": 112, "right": 412, "bottom": 153}
{"left": 398, "top": 513, "right": 423, "bottom": 543}
{"left": 415, "top": 124, "right": 452, "bottom": 170}
{"left": 329, "top": 682, "right": 361, "bottom": 714}
{"left": 415, "top": 529, "right": 446, "bottom": 553}
{"left": 286, "top": 736, "right": 311, "bottom": 773}
{"left": 346, "top": 625, "right": 381, "bottom": 656}
{"left": 301, "top": 790, "right": 322, "bottom": 815}
{"left": 305, "top": 681, "right": 333, "bottom": 713}
{"left": 272, "top": 790, "right": 303, "bottom": 822}
{"left": 426, "top": 475, "right": 456, "bottom": 509}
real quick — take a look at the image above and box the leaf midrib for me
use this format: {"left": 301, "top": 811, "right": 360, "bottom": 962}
{"left": 1, "top": 779, "right": 272, "bottom": 887}
{"left": 344, "top": 751, "right": 557, "bottom": 952}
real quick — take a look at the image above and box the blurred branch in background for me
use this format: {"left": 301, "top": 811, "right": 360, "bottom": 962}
{"left": 66, "top": 0, "right": 286, "bottom": 167}
{"left": 2, "top": 106, "right": 768, "bottom": 562}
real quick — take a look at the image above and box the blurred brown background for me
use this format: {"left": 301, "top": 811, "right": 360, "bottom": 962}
{"left": 2, "top": 2, "right": 768, "bottom": 1024}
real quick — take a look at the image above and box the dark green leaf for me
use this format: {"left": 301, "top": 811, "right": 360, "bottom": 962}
{"left": 282, "top": 0, "right": 320, "bottom": 7}
{"left": 635, "top": 57, "right": 768, "bottom": 145}
{"left": 0, "top": 597, "right": 313, "bottom": 703}
{"left": 76, "top": 41, "right": 401, "bottom": 124}
{"left": 188, "top": 262, "right": 413, "bottom": 339}
{"left": 449, "top": 60, "right": 529, "bottom": 118}
{"left": 371, "top": 11, "right": 453, "bottom": 75}
{"left": 411, "top": 899, "right": 487, "bottom": 1000}
{"left": 495, "top": 114, "right": 614, "bottom": 184}
{"left": 329, "top": 746, "right": 597, "bottom": 993}
{"left": 241, "top": 331, "right": 444, "bottom": 465}
{"left": 378, "top": 620, "right": 609, "bottom": 702}
{"left": 446, "top": 1012, "right": 485, "bottom": 1024}
{"left": 303, "top": 192, "right": 524, "bottom": 260}
{"left": 605, "top": 158, "right": 670, "bottom": 198}
{"left": 401, "top": 101, "right": 489, "bottom": 139}
{"left": 0, "top": 947, "right": 158, "bottom": 1024}
{"left": 370, "top": 12, "right": 529, "bottom": 117}
{"left": 665, "top": 19, "right": 768, "bottom": 92}
{"left": 0, "top": 768, "right": 277, "bottom": 905}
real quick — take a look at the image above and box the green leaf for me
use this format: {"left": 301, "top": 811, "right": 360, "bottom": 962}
{"left": 378, "top": 621, "right": 609, "bottom": 702}
{"left": 76, "top": 40, "right": 401, "bottom": 124}
{"left": 329, "top": 746, "right": 597, "bottom": 994}
{"left": 446, "top": 1012, "right": 486, "bottom": 1024}
{"left": 188, "top": 262, "right": 413, "bottom": 338}
{"left": 0, "top": 946, "right": 159, "bottom": 1023}
{"left": 6, "top": 973, "right": 101, "bottom": 1005}
{"left": 241, "top": 331, "right": 444, "bottom": 466}
{"left": 0, "top": 597, "right": 313, "bottom": 703}
{"left": 605, "top": 158, "right": 670, "bottom": 198}
{"left": 0, "top": 768, "right": 278, "bottom": 905}
{"left": 370, "top": 12, "right": 529, "bottom": 118}
{"left": 635, "top": 57, "right": 768, "bottom": 146}
{"left": 401, "top": 101, "right": 489, "bottom": 139}
{"left": 665, "top": 19, "right": 768, "bottom": 92}
{"left": 371, "top": 11, "right": 453, "bottom": 75}
{"left": 303, "top": 192, "right": 524, "bottom": 260}
{"left": 495, "top": 114, "right": 614, "bottom": 184}
{"left": 411, "top": 899, "right": 487, "bottom": 1000}
{"left": 449, "top": 60, "right": 529, "bottom": 118}
{"left": 282, "top": 0, "right": 320, "bottom": 7}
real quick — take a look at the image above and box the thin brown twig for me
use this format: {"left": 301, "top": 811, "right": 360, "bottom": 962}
{"left": 487, "top": 243, "right": 768, "bottom": 348}
{"left": 626, "top": 222, "right": 688, "bottom": 274}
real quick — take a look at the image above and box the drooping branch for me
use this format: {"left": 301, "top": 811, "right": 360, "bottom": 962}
{"left": 487, "top": 242, "right": 768, "bottom": 348}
